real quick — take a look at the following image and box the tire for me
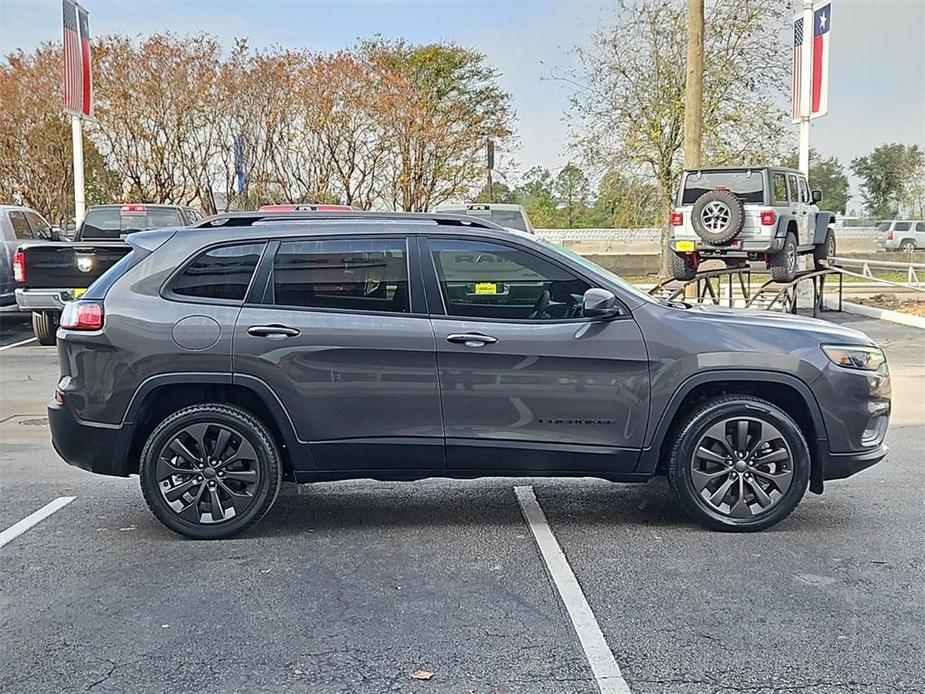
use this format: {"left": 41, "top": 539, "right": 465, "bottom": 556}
{"left": 813, "top": 228, "right": 836, "bottom": 270}
{"left": 667, "top": 395, "right": 810, "bottom": 532}
{"left": 690, "top": 190, "right": 744, "bottom": 245}
{"left": 140, "top": 404, "right": 282, "bottom": 540}
{"left": 32, "top": 311, "right": 58, "bottom": 346}
{"left": 668, "top": 251, "right": 697, "bottom": 281}
{"left": 769, "top": 231, "right": 798, "bottom": 282}
{"left": 899, "top": 239, "right": 916, "bottom": 253}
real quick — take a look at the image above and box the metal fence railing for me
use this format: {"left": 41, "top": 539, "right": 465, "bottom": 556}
{"left": 535, "top": 226, "right": 880, "bottom": 243}
{"left": 830, "top": 255, "right": 924, "bottom": 290}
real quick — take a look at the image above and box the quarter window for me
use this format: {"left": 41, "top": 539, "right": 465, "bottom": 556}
{"left": 895, "top": 222, "right": 911, "bottom": 232}
{"left": 172, "top": 243, "right": 265, "bottom": 301}
{"left": 272, "top": 238, "right": 410, "bottom": 313}
{"left": 9, "top": 211, "right": 32, "bottom": 240}
{"left": 429, "top": 239, "right": 591, "bottom": 320}
{"left": 772, "top": 174, "right": 788, "bottom": 204}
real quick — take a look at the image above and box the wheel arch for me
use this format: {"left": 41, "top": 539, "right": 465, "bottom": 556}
{"left": 813, "top": 212, "right": 836, "bottom": 244}
{"left": 639, "top": 370, "right": 827, "bottom": 493}
{"left": 123, "top": 374, "right": 306, "bottom": 480}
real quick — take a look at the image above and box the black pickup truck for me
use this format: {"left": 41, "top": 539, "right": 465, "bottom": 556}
{"left": 14, "top": 204, "right": 203, "bottom": 344}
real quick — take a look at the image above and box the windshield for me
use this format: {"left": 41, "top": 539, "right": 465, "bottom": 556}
{"left": 81, "top": 208, "right": 183, "bottom": 239}
{"left": 530, "top": 234, "right": 657, "bottom": 305}
{"left": 681, "top": 170, "right": 765, "bottom": 204}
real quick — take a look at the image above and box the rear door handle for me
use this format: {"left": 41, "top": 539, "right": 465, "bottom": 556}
{"left": 446, "top": 333, "right": 498, "bottom": 347}
{"left": 247, "top": 324, "right": 301, "bottom": 339}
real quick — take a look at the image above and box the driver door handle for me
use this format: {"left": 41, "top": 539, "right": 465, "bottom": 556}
{"left": 247, "top": 324, "right": 301, "bottom": 339}
{"left": 446, "top": 333, "right": 498, "bottom": 347}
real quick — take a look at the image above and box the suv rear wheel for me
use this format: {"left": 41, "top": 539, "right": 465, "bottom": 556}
{"left": 769, "top": 232, "right": 798, "bottom": 282}
{"left": 140, "top": 404, "right": 282, "bottom": 540}
{"left": 668, "top": 251, "right": 697, "bottom": 281}
{"left": 667, "top": 395, "right": 810, "bottom": 532}
{"left": 899, "top": 239, "right": 916, "bottom": 253}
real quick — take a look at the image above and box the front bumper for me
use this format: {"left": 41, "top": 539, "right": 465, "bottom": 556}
{"left": 15, "top": 288, "right": 75, "bottom": 312}
{"left": 818, "top": 443, "right": 888, "bottom": 481}
{"left": 48, "top": 400, "right": 135, "bottom": 477}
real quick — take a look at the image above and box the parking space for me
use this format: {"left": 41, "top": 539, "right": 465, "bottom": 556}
{"left": 1, "top": 313, "right": 923, "bottom": 693}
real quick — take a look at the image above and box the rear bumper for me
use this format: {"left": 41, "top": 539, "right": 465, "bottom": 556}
{"left": 48, "top": 400, "right": 135, "bottom": 477}
{"left": 15, "top": 288, "right": 73, "bottom": 312}
{"left": 818, "top": 443, "right": 888, "bottom": 481}
{"left": 672, "top": 237, "right": 784, "bottom": 255}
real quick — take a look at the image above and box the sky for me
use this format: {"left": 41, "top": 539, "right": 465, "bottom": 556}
{"left": 1, "top": 0, "right": 923, "bottom": 211}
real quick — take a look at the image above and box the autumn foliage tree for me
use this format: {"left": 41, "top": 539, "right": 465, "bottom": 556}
{"left": 1, "top": 33, "right": 513, "bottom": 219}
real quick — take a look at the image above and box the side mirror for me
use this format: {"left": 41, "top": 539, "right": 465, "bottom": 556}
{"left": 49, "top": 227, "right": 61, "bottom": 241}
{"left": 583, "top": 288, "right": 621, "bottom": 319}
{"left": 811, "top": 190, "right": 823, "bottom": 203}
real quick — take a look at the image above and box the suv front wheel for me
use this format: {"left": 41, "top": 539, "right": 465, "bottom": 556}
{"left": 667, "top": 395, "right": 810, "bottom": 531}
{"left": 140, "top": 404, "right": 282, "bottom": 539}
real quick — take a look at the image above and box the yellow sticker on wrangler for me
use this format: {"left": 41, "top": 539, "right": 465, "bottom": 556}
{"left": 73, "top": 288, "right": 87, "bottom": 298}
{"left": 474, "top": 282, "right": 498, "bottom": 295}
{"left": 675, "top": 240, "right": 696, "bottom": 252}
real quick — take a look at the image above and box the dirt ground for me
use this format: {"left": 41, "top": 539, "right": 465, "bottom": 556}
{"left": 857, "top": 293, "right": 925, "bottom": 317}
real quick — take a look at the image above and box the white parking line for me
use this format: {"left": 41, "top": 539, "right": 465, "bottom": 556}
{"left": 514, "top": 485, "right": 631, "bottom": 694}
{"left": 0, "top": 337, "right": 37, "bottom": 352}
{"left": 0, "top": 497, "right": 76, "bottom": 549}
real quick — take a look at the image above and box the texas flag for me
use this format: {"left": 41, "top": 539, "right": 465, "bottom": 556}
{"left": 791, "top": 2, "right": 830, "bottom": 122}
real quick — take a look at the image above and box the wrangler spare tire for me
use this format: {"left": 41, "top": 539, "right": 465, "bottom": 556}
{"left": 691, "top": 190, "right": 744, "bottom": 245}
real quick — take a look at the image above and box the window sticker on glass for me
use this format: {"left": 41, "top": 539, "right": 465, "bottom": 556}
{"left": 474, "top": 282, "right": 498, "bottom": 295}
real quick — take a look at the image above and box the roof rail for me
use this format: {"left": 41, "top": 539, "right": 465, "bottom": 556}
{"left": 191, "top": 210, "right": 504, "bottom": 230}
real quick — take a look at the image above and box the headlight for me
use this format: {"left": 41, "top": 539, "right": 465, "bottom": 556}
{"left": 821, "top": 344, "right": 886, "bottom": 371}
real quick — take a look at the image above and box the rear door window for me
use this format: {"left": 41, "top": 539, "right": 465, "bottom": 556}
{"left": 271, "top": 238, "right": 410, "bottom": 313}
{"left": 171, "top": 243, "right": 266, "bottom": 302}
{"left": 797, "top": 177, "right": 810, "bottom": 203}
{"left": 787, "top": 174, "right": 800, "bottom": 204}
{"left": 24, "top": 211, "right": 54, "bottom": 239}
{"left": 916, "top": 222, "right": 925, "bottom": 232}
{"left": 9, "top": 211, "right": 33, "bottom": 240}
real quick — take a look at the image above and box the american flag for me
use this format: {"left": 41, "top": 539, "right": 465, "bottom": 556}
{"left": 792, "top": 3, "right": 831, "bottom": 123}
{"left": 62, "top": 0, "right": 92, "bottom": 118}
{"left": 791, "top": 17, "right": 804, "bottom": 122}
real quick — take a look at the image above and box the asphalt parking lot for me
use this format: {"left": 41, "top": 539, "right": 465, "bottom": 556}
{"left": 1, "top": 310, "right": 923, "bottom": 694}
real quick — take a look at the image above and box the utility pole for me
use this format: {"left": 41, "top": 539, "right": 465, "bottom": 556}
{"left": 798, "top": 0, "right": 814, "bottom": 175}
{"left": 683, "top": 0, "right": 704, "bottom": 169}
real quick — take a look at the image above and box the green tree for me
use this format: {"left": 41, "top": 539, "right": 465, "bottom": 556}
{"left": 781, "top": 149, "right": 850, "bottom": 214}
{"left": 851, "top": 143, "right": 924, "bottom": 218}
{"left": 474, "top": 180, "right": 516, "bottom": 203}
{"left": 514, "top": 167, "right": 560, "bottom": 227}
{"left": 590, "top": 170, "right": 661, "bottom": 228}
{"left": 555, "top": 162, "right": 591, "bottom": 227}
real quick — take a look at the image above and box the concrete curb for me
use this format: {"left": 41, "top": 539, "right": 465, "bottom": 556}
{"left": 827, "top": 299, "right": 925, "bottom": 330}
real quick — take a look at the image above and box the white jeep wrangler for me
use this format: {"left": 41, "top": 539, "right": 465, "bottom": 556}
{"left": 669, "top": 167, "right": 836, "bottom": 282}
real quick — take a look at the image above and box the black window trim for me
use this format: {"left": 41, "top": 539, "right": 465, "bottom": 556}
{"left": 421, "top": 234, "right": 631, "bottom": 324}
{"left": 246, "top": 233, "right": 426, "bottom": 319}
{"left": 161, "top": 239, "right": 270, "bottom": 307}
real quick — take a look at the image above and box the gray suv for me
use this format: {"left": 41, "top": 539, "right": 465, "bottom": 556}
{"left": 670, "top": 167, "right": 836, "bottom": 282}
{"left": 48, "top": 211, "right": 890, "bottom": 539}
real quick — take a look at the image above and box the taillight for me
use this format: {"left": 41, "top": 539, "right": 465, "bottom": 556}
{"left": 760, "top": 210, "right": 777, "bottom": 226}
{"left": 13, "top": 250, "right": 25, "bottom": 283}
{"left": 671, "top": 211, "right": 684, "bottom": 226}
{"left": 60, "top": 301, "right": 104, "bottom": 330}
{"left": 887, "top": 231, "right": 894, "bottom": 240}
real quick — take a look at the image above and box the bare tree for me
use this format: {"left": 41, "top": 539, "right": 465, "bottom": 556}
{"left": 566, "top": 0, "right": 788, "bottom": 270}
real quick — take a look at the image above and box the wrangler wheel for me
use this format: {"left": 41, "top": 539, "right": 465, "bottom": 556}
{"left": 140, "top": 404, "right": 282, "bottom": 539}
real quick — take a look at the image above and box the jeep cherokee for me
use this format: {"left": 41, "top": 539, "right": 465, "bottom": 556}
{"left": 48, "top": 211, "right": 889, "bottom": 539}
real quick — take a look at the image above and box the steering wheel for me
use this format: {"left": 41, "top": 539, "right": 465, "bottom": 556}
{"left": 529, "top": 290, "right": 551, "bottom": 319}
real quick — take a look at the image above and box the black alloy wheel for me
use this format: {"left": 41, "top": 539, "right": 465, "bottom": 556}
{"left": 140, "top": 404, "right": 281, "bottom": 539}
{"left": 668, "top": 395, "right": 810, "bottom": 531}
